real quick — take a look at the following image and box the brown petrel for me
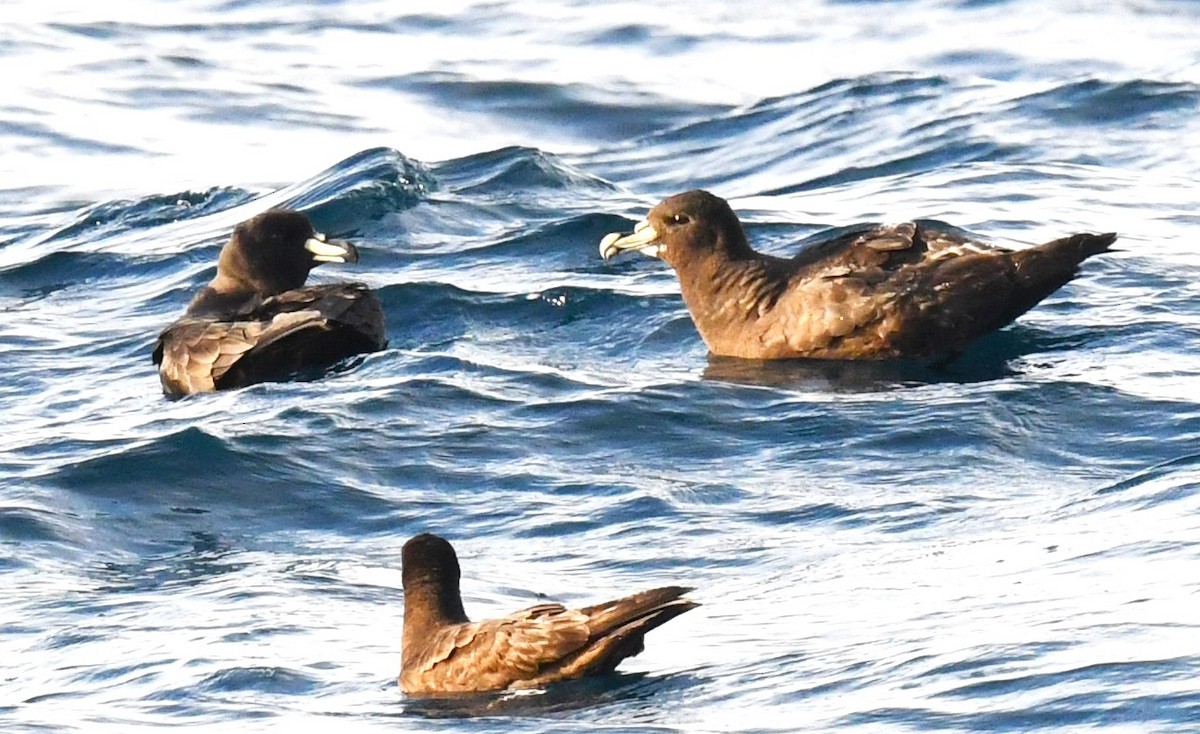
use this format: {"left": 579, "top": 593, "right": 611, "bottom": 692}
{"left": 399, "top": 533, "right": 698, "bottom": 696}
{"left": 601, "top": 190, "right": 1115, "bottom": 362}
{"left": 153, "top": 209, "right": 386, "bottom": 396}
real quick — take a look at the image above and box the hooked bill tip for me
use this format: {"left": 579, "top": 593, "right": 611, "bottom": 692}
{"left": 599, "top": 232, "right": 621, "bottom": 260}
{"left": 305, "top": 236, "right": 358, "bottom": 264}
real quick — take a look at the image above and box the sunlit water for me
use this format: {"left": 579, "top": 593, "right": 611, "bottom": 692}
{"left": 2, "top": 1, "right": 1199, "bottom": 732}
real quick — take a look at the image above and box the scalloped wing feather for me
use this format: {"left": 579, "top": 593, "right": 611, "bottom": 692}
{"left": 402, "top": 604, "right": 592, "bottom": 695}
{"left": 155, "top": 311, "right": 327, "bottom": 396}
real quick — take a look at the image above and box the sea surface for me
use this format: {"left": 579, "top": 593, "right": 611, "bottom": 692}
{"left": 2, "top": 1, "right": 1200, "bottom": 731}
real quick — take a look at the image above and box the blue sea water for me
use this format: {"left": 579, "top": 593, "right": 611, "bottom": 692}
{"left": 2, "top": 0, "right": 1200, "bottom": 731}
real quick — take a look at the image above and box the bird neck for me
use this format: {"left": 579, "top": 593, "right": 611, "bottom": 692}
{"left": 675, "top": 251, "right": 790, "bottom": 341}
{"left": 402, "top": 579, "right": 468, "bottom": 665}
{"left": 184, "top": 273, "right": 262, "bottom": 317}
{"left": 213, "top": 242, "right": 308, "bottom": 301}
{"left": 403, "top": 577, "right": 469, "bottom": 626}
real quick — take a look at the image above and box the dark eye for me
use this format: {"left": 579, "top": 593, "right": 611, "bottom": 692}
{"left": 671, "top": 213, "right": 691, "bottom": 226}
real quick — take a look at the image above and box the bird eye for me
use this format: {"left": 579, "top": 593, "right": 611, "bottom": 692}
{"left": 671, "top": 213, "right": 691, "bottom": 226}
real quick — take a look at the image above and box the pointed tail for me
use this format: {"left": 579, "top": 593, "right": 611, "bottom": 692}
{"left": 554, "top": 586, "right": 699, "bottom": 678}
{"left": 1001, "top": 231, "right": 1116, "bottom": 326}
{"left": 1011, "top": 231, "right": 1116, "bottom": 284}
{"left": 579, "top": 586, "right": 696, "bottom": 629}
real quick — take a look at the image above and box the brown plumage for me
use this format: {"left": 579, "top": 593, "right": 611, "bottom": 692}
{"left": 399, "top": 533, "right": 698, "bottom": 696}
{"left": 152, "top": 209, "right": 386, "bottom": 397}
{"left": 600, "top": 190, "right": 1117, "bottom": 361}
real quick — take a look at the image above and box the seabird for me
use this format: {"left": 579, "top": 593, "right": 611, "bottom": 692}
{"left": 152, "top": 209, "right": 386, "bottom": 396}
{"left": 600, "top": 190, "right": 1116, "bottom": 361}
{"left": 399, "top": 533, "right": 698, "bottom": 696}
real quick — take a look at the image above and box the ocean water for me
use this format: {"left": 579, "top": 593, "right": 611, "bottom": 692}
{"left": 2, "top": 0, "right": 1200, "bottom": 731}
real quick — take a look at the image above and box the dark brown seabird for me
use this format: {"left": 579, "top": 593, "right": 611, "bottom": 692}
{"left": 399, "top": 533, "right": 698, "bottom": 696}
{"left": 600, "top": 190, "right": 1117, "bottom": 361}
{"left": 152, "top": 209, "right": 386, "bottom": 397}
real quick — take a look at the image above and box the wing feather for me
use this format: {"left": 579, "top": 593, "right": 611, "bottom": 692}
{"left": 402, "top": 604, "right": 592, "bottom": 695}
{"left": 153, "top": 283, "right": 383, "bottom": 396}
